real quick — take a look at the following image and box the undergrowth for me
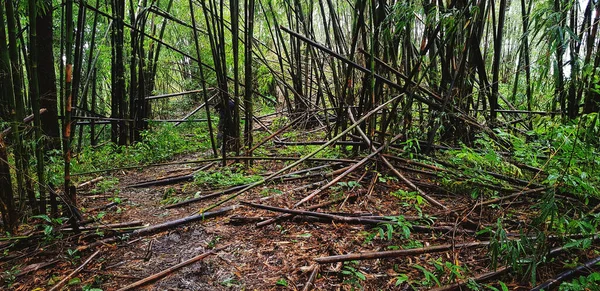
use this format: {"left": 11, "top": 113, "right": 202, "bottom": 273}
{"left": 46, "top": 123, "right": 214, "bottom": 184}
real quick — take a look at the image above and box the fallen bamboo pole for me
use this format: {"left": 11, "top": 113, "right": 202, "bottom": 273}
{"left": 77, "top": 206, "right": 238, "bottom": 251}
{"left": 302, "top": 264, "right": 320, "bottom": 291}
{"left": 314, "top": 241, "right": 489, "bottom": 264}
{"left": 73, "top": 156, "right": 357, "bottom": 177}
{"left": 347, "top": 109, "right": 449, "bottom": 210}
{"left": 256, "top": 195, "right": 355, "bottom": 227}
{"left": 530, "top": 255, "right": 600, "bottom": 291}
{"left": 49, "top": 250, "right": 101, "bottom": 291}
{"left": 199, "top": 96, "right": 403, "bottom": 213}
{"left": 116, "top": 245, "right": 228, "bottom": 291}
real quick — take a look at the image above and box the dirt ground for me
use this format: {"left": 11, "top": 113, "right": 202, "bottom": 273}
{"left": 1, "top": 150, "right": 597, "bottom": 290}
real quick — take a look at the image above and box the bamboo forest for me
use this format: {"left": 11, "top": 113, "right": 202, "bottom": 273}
{"left": 1, "top": 0, "right": 600, "bottom": 289}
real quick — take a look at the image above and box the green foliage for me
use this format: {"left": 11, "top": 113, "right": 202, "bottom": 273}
{"left": 275, "top": 278, "right": 288, "bottom": 287}
{"left": 341, "top": 261, "right": 366, "bottom": 290}
{"left": 90, "top": 178, "right": 120, "bottom": 195}
{"left": 364, "top": 215, "right": 412, "bottom": 244}
{"left": 66, "top": 249, "right": 80, "bottom": 265}
{"left": 31, "top": 214, "right": 66, "bottom": 241}
{"left": 413, "top": 264, "right": 441, "bottom": 287}
{"left": 2, "top": 265, "right": 19, "bottom": 288}
{"left": 391, "top": 189, "right": 428, "bottom": 216}
{"left": 486, "top": 218, "right": 548, "bottom": 285}
{"left": 70, "top": 123, "right": 213, "bottom": 179}
{"left": 527, "top": 115, "right": 600, "bottom": 199}
{"left": 559, "top": 272, "right": 600, "bottom": 291}
{"left": 194, "top": 168, "right": 261, "bottom": 188}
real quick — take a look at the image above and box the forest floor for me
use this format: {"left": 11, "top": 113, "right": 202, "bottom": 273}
{"left": 1, "top": 135, "right": 598, "bottom": 290}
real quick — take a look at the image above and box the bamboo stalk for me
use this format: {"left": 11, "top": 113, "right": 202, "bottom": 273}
{"left": 116, "top": 246, "right": 227, "bottom": 291}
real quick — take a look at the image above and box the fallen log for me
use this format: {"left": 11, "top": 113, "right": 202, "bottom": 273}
{"left": 62, "top": 221, "right": 144, "bottom": 232}
{"left": 243, "top": 202, "right": 385, "bottom": 225}
{"left": 115, "top": 245, "right": 228, "bottom": 291}
{"left": 246, "top": 201, "right": 470, "bottom": 234}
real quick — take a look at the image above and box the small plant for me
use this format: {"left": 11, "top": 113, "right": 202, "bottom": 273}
{"left": 341, "top": 261, "right": 366, "bottom": 290}
{"left": 260, "top": 188, "right": 283, "bottom": 197}
{"left": 220, "top": 277, "right": 241, "bottom": 287}
{"left": 2, "top": 265, "right": 20, "bottom": 288}
{"left": 413, "top": 264, "right": 441, "bottom": 287}
{"left": 82, "top": 284, "right": 104, "bottom": 291}
{"left": 207, "top": 236, "right": 221, "bottom": 249}
{"left": 378, "top": 174, "right": 398, "bottom": 183}
{"left": 66, "top": 249, "right": 81, "bottom": 265}
{"left": 391, "top": 189, "right": 428, "bottom": 216}
{"left": 194, "top": 168, "right": 261, "bottom": 188}
{"left": 90, "top": 178, "right": 120, "bottom": 195}
{"left": 559, "top": 272, "right": 600, "bottom": 291}
{"left": 31, "top": 214, "right": 67, "bottom": 241}
{"left": 275, "top": 278, "right": 288, "bottom": 286}
{"left": 364, "top": 215, "right": 412, "bottom": 244}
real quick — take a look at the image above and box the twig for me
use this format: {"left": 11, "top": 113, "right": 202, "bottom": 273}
{"left": 302, "top": 264, "right": 320, "bottom": 291}
{"left": 115, "top": 245, "right": 228, "bottom": 291}
{"left": 77, "top": 176, "right": 104, "bottom": 189}
{"left": 49, "top": 250, "right": 101, "bottom": 291}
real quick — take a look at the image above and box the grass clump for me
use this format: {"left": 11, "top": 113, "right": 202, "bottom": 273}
{"left": 194, "top": 168, "right": 262, "bottom": 188}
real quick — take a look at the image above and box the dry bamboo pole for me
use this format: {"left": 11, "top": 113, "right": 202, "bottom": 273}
{"left": 294, "top": 133, "right": 403, "bottom": 207}
{"left": 72, "top": 156, "right": 357, "bottom": 177}
{"left": 314, "top": 241, "right": 490, "bottom": 264}
{"left": 530, "top": 255, "right": 600, "bottom": 291}
{"left": 49, "top": 250, "right": 101, "bottom": 291}
{"left": 255, "top": 194, "right": 355, "bottom": 227}
{"left": 347, "top": 109, "right": 449, "bottom": 210}
{"left": 174, "top": 93, "right": 217, "bottom": 127}
{"left": 116, "top": 245, "right": 228, "bottom": 291}
{"left": 255, "top": 132, "right": 403, "bottom": 230}
{"left": 198, "top": 95, "right": 402, "bottom": 213}
{"left": 302, "top": 264, "right": 320, "bottom": 291}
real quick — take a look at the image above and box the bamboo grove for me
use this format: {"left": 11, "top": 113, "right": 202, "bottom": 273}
{"left": 0, "top": 0, "right": 599, "bottom": 231}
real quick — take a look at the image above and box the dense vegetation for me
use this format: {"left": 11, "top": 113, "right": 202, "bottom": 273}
{"left": 1, "top": 0, "right": 599, "bottom": 289}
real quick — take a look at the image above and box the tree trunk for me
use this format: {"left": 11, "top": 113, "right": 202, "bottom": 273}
{"left": 37, "top": 0, "right": 61, "bottom": 151}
